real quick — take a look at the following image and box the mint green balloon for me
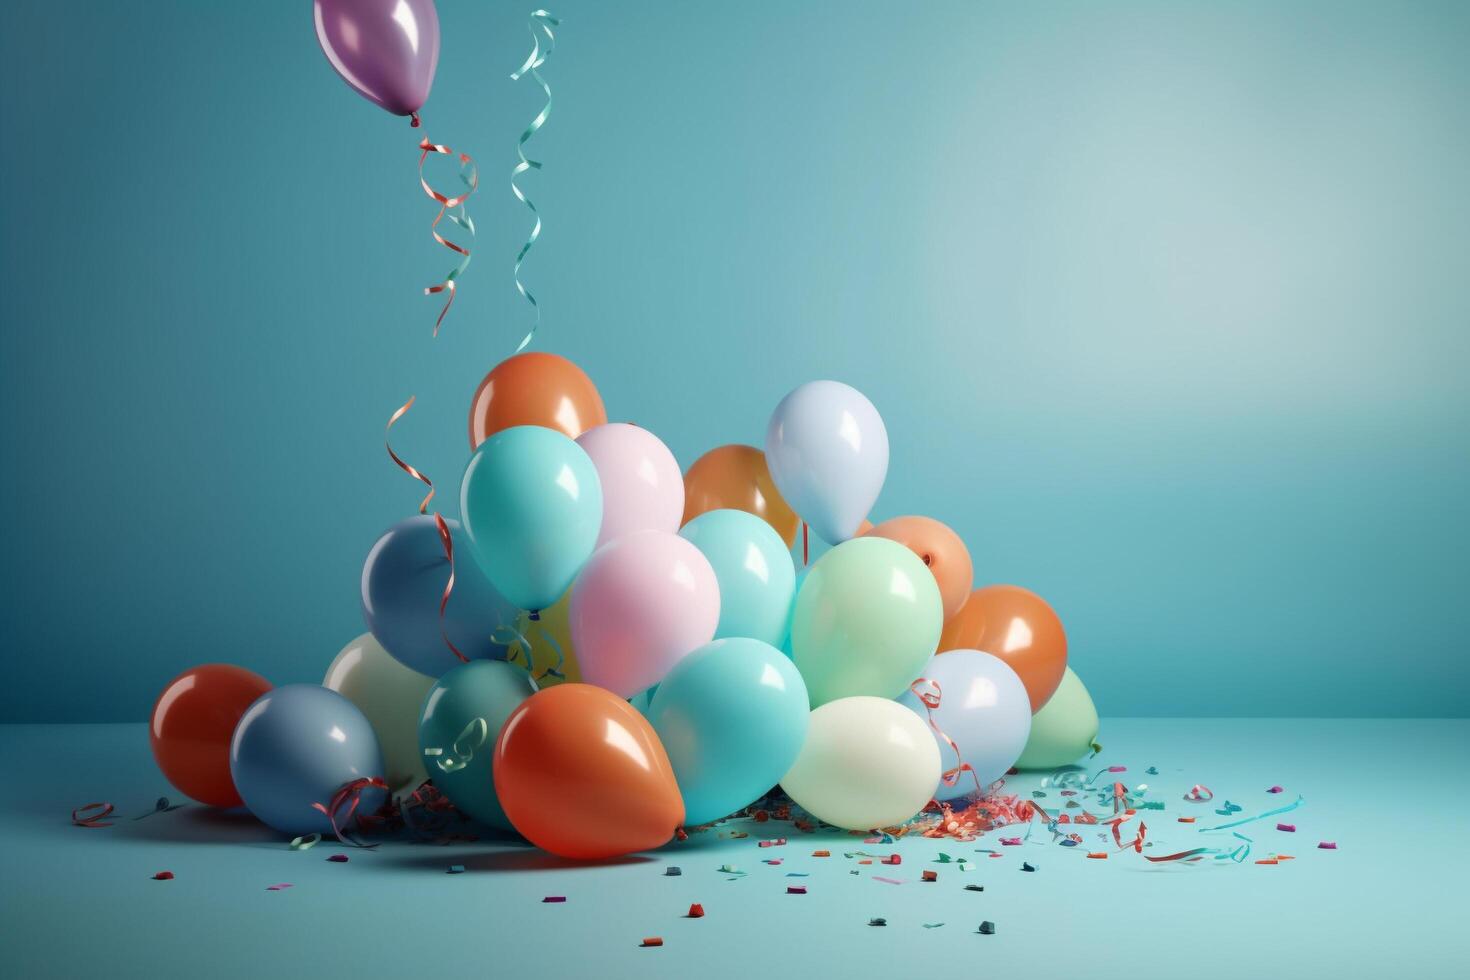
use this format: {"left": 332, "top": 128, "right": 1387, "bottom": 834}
{"left": 1015, "top": 667, "right": 1099, "bottom": 770}
{"left": 790, "top": 537, "right": 942, "bottom": 706}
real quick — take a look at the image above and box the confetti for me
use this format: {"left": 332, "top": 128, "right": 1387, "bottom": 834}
{"left": 686, "top": 903, "right": 704, "bottom": 918}
{"left": 785, "top": 872, "right": 809, "bottom": 877}
{"left": 718, "top": 864, "right": 743, "bottom": 874}
{"left": 1146, "top": 767, "right": 1159, "bottom": 775}
{"left": 763, "top": 858, "right": 783, "bottom": 865}
{"left": 964, "top": 884, "right": 985, "bottom": 892}
{"left": 935, "top": 853, "right": 955, "bottom": 863}
{"left": 447, "top": 865, "right": 465, "bottom": 874}
{"left": 1318, "top": 841, "right": 1337, "bottom": 850}
{"left": 289, "top": 834, "right": 321, "bottom": 851}
{"left": 868, "top": 917, "right": 887, "bottom": 927}
{"left": 758, "top": 838, "right": 787, "bottom": 848}
{"left": 923, "top": 922, "right": 945, "bottom": 929}
{"left": 882, "top": 854, "right": 901, "bottom": 865}
{"left": 921, "top": 870, "right": 938, "bottom": 882}
{"left": 812, "top": 850, "right": 830, "bottom": 858}
{"left": 1267, "top": 785, "right": 1284, "bottom": 794}
{"left": 978, "top": 921, "right": 996, "bottom": 935}
{"left": 542, "top": 896, "right": 566, "bottom": 903}
{"left": 1200, "top": 796, "right": 1303, "bottom": 832}
{"left": 999, "top": 837, "right": 1022, "bottom": 846}
{"left": 1086, "top": 852, "right": 1108, "bottom": 859}
{"left": 151, "top": 871, "right": 174, "bottom": 880}
{"left": 664, "top": 866, "right": 682, "bottom": 876}
{"left": 267, "top": 883, "right": 293, "bottom": 891}
{"left": 640, "top": 937, "right": 663, "bottom": 948}
{"left": 1021, "top": 862, "right": 1037, "bottom": 872}
{"left": 1215, "top": 801, "right": 1244, "bottom": 817}
{"left": 1276, "top": 823, "right": 1296, "bottom": 832}
{"left": 1177, "top": 817, "right": 1196, "bottom": 824}
{"left": 786, "top": 886, "right": 807, "bottom": 894}
{"left": 326, "top": 854, "right": 349, "bottom": 863}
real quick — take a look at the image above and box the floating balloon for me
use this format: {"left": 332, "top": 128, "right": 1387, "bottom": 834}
{"left": 313, "top": 0, "right": 440, "bottom": 117}
{"left": 460, "top": 425, "right": 603, "bottom": 612}
{"left": 1015, "top": 667, "right": 1099, "bottom": 770}
{"left": 863, "top": 516, "right": 973, "bottom": 619}
{"left": 790, "top": 537, "right": 942, "bottom": 706}
{"left": 679, "top": 509, "right": 795, "bottom": 646}
{"left": 468, "top": 352, "right": 606, "bottom": 447}
{"left": 576, "top": 423, "right": 684, "bottom": 548}
{"left": 418, "top": 660, "right": 538, "bottom": 831}
{"left": 229, "top": 685, "right": 386, "bottom": 836}
{"left": 571, "top": 531, "right": 720, "bottom": 697}
{"left": 361, "top": 514, "right": 520, "bottom": 677}
{"left": 323, "top": 634, "right": 436, "bottom": 794}
{"left": 780, "top": 696, "right": 939, "bottom": 831}
{"left": 150, "top": 664, "right": 272, "bottom": 808}
{"left": 505, "top": 588, "right": 581, "bottom": 685}
{"left": 897, "top": 650, "right": 1031, "bottom": 800}
{"left": 648, "top": 639, "right": 810, "bottom": 826}
{"left": 494, "top": 684, "right": 684, "bottom": 859}
{"left": 682, "top": 444, "right": 799, "bottom": 547}
{"left": 765, "top": 381, "right": 888, "bottom": 544}
{"left": 939, "top": 585, "right": 1068, "bottom": 712}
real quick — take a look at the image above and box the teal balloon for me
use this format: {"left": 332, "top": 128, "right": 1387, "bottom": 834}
{"left": 780, "top": 567, "right": 809, "bottom": 658}
{"left": 460, "top": 425, "right": 603, "bottom": 611}
{"left": 417, "top": 660, "right": 538, "bottom": 832}
{"left": 790, "top": 536, "right": 943, "bottom": 706}
{"left": 679, "top": 509, "right": 796, "bottom": 646}
{"left": 647, "top": 638, "right": 810, "bottom": 826}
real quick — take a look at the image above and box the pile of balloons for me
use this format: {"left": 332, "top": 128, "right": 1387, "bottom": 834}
{"left": 149, "top": 353, "right": 1101, "bottom": 860}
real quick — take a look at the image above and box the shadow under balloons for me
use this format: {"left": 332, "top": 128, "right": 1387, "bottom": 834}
{"left": 377, "top": 845, "right": 658, "bottom": 874}
{"left": 119, "top": 804, "right": 283, "bottom": 846}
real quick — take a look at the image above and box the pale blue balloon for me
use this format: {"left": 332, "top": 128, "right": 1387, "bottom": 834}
{"left": 460, "top": 425, "right": 603, "bottom": 612}
{"left": 897, "top": 650, "right": 1033, "bottom": 802}
{"left": 765, "top": 380, "right": 888, "bottom": 544}
{"left": 647, "top": 638, "right": 810, "bottom": 826}
{"left": 679, "top": 509, "right": 796, "bottom": 646}
{"left": 229, "top": 685, "right": 386, "bottom": 836}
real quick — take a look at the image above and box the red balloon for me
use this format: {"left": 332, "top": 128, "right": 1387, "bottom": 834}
{"left": 150, "top": 664, "right": 272, "bottom": 807}
{"left": 494, "top": 684, "right": 684, "bottom": 859}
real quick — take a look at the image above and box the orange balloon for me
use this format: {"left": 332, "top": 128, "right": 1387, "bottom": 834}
{"left": 494, "top": 684, "right": 684, "bottom": 859}
{"left": 863, "top": 516, "right": 974, "bottom": 619}
{"left": 149, "top": 664, "right": 272, "bottom": 807}
{"left": 468, "top": 351, "right": 607, "bottom": 448}
{"left": 938, "top": 585, "right": 1067, "bottom": 712}
{"left": 682, "top": 444, "right": 800, "bottom": 547}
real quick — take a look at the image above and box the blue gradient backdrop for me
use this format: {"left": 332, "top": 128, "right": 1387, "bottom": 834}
{"left": 2, "top": 1, "right": 1466, "bottom": 721}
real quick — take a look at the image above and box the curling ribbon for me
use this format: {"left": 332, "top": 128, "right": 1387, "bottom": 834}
{"left": 1198, "top": 795, "right": 1303, "bottom": 833}
{"left": 494, "top": 609, "right": 566, "bottom": 682}
{"left": 908, "top": 677, "right": 985, "bottom": 798}
{"left": 385, "top": 397, "right": 435, "bottom": 516}
{"left": 133, "top": 797, "right": 183, "bottom": 820}
{"left": 414, "top": 122, "right": 478, "bottom": 337}
{"left": 509, "top": 9, "right": 560, "bottom": 354}
{"left": 424, "top": 717, "right": 489, "bottom": 774}
{"left": 311, "top": 776, "right": 390, "bottom": 848}
{"left": 1183, "top": 784, "right": 1214, "bottom": 803}
{"left": 71, "top": 802, "right": 116, "bottom": 828}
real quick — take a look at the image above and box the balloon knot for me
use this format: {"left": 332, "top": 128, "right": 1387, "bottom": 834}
{"left": 410, "top": 111, "right": 421, "bottom": 128}
{"left": 528, "top": 609, "right": 542, "bottom": 622}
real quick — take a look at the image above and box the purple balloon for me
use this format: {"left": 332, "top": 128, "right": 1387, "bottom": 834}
{"left": 314, "top": 0, "right": 440, "bottom": 117}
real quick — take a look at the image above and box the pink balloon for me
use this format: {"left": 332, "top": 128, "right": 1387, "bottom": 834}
{"left": 570, "top": 531, "right": 720, "bottom": 697}
{"left": 576, "top": 424, "right": 685, "bottom": 548}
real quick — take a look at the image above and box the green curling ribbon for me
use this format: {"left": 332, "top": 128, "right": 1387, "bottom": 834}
{"left": 509, "top": 9, "right": 560, "bottom": 354}
{"left": 424, "top": 717, "right": 490, "bottom": 774}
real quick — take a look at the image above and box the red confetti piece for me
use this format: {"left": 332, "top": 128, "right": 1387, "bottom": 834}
{"left": 921, "top": 870, "right": 938, "bottom": 882}
{"left": 327, "top": 854, "right": 349, "bottom": 863}
{"left": 999, "top": 837, "right": 1022, "bottom": 846}
{"left": 1276, "top": 823, "right": 1296, "bottom": 832}
{"left": 858, "top": 859, "right": 873, "bottom": 865}
{"left": 1184, "top": 784, "right": 1214, "bottom": 803}
{"left": 71, "top": 802, "right": 116, "bottom": 828}
{"left": 1267, "top": 785, "right": 1284, "bottom": 794}
{"left": 640, "top": 937, "right": 663, "bottom": 948}
{"left": 758, "top": 838, "right": 786, "bottom": 847}
{"left": 1318, "top": 841, "right": 1337, "bottom": 849}
{"left": 267, "top": 883, "right": 293, "bottom": 891}
{"left": 1086, "top": 852, "right": 1108, "bottom": 860}
{"left": 812, "top": 850, "right": 830, "bottom": 857}
{"left": 542, "top": 896, "right": 566, "bottom": 903}
{"left": 151, "top": 871, "right": 174, "bottom": 880}
{"left": 1177, "top": 816, "right": 1197, "bottom": 824}
{"left": 882, "top": 854, "right": 901, "bottom": 865}
{"left": 786, "top": 886, "right": 807, "bottom": 894}
{"left": 763, "top": 859, "right": 783, "bottom": 865}
{"left": 1255, "top": 859, "right": 1278, "bottom": 865}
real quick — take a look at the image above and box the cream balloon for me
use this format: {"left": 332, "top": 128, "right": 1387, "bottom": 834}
{"left": 1014, "top": 667, "right": 1100, "bottom": 770}
{"left": 780, "top": 696, "right": 940, "bottom": 830}
{"left": 323, "top": 633, "right": 436, "bottom": 793}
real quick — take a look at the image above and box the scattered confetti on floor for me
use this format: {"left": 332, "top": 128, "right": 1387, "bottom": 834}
{"left": 151, "top": 870, "right": 173, "bottom": 880}
{"left": 639, "top": 937, "right": 663, "bottom": 948}
{"left": 686, "top": 903, "right": 704, "bottom": 918}
{"left": 978, "top": 921, "right": 996, "bottom": 935}
{"left": 266, "top": 883, "right": 292, "bottom": 891}
{"left": 326, "top": 853, "right": 349, "bottom": 863}
{"left": 542, "top": 896, "right": 566, "bottom": 903}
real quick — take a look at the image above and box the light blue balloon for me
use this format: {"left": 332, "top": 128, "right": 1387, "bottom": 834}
{"left": 647, "top": 638, "right": 810, "bottom": 826}
{"left": 679, "top": 509, "right": 796, "bottom": 646}
{"left": 765, "top": 380, "right": 888, "bottom": 544}
{"left": 229, "top": 685, "right": 386, "bottom": 836}
{"left": 418, "top": 660, "right": 538, "bottom": 832}
{"left": 460, "top": 425, "right": 603, "bottom": 612}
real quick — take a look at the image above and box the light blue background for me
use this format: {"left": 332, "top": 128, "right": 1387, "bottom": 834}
{"left": 2, "top": 1, "right": 1466, "bottom": 721}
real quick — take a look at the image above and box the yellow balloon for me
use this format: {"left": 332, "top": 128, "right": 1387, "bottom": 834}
{"left": 508, "top": 589, "right": 582, "bottom": 686}
{"left": 323, "top": 633, "right": 436, "bottom": 794}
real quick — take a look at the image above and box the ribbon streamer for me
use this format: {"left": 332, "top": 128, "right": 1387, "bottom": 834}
{"left": 432, "top": 512, "right": 468, "bottom": 664}
{"left": 133, "top": 797, "right": 183, "bottom": 820}
{"left": 311, "top": 776, "right": 390, "bottom": 848}
{"left": 424, "top": 717, "right": 490, "bottom": 774}
{"left": 908, "top": 677, "right": 984, "bottom": 798}
{"left": 509, "top": 9, "right": 560, "bottom": 353}
{"left": 1198, "top": 795, "right": 1304, "bottom": 833}
{"left": 71, "top": 802, "right": 116, "bottom": 828}
{"left": 414, "top": 124, "right": 478, "bottom": 336}
{"left": 385, "top": 397, "right": 435, "bottom": 515}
